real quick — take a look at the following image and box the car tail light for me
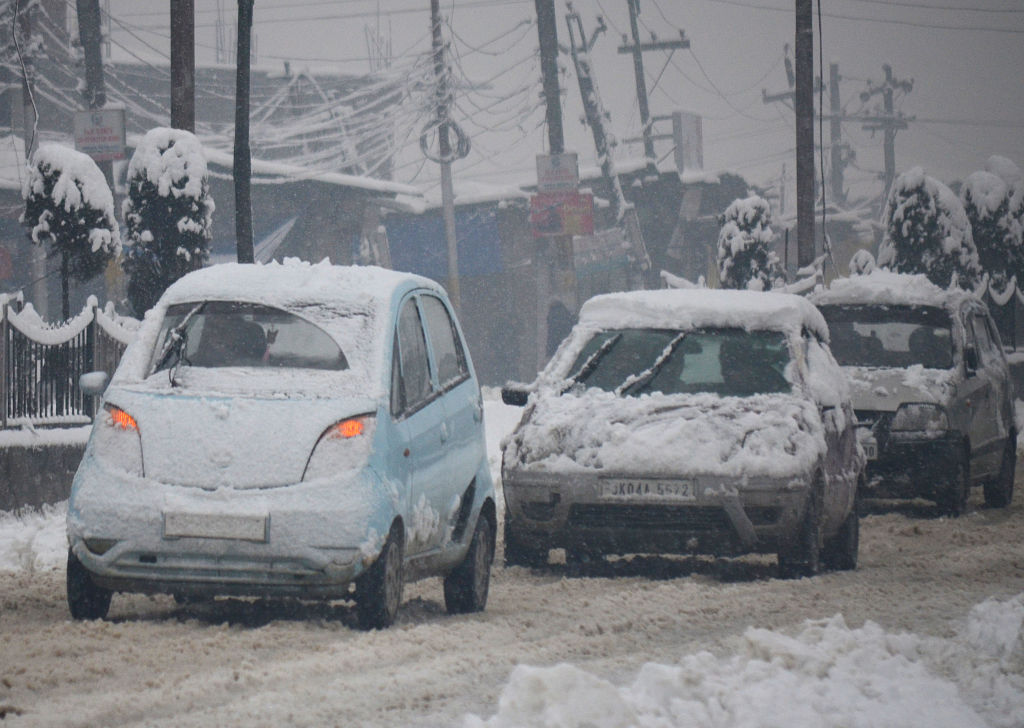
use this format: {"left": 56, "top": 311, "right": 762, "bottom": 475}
{"left": 303, "top": 415, "right": 376, "bottom": 481}
{"left": 92, "top": 403, "right": 144, "bottom": 477}
{"left": 108, "top": 406, "right": 138, "bottom": 431}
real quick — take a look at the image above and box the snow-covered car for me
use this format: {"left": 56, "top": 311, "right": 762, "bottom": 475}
{"left": 67, "top": 261, "right": 496, "bottom": 628}
{"left": 501, "top": 289, "right": 863, "bottom": 578}
{"left": 810, "top": 270, "right": 1015, "bottom": 515}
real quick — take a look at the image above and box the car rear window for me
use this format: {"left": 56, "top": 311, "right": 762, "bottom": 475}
{"left": 152, "top": 301, "right": 348, "bottom": 373}
{"left": 566, "top": 328, "right": 791, "bottom": 397}
{"left": 819, "top": 304, "right": 953, "bottom": 369}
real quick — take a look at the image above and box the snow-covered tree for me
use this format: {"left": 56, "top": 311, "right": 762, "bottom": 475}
{"left": 121, "top": 128, "right": 215, "bottom": 315}
{"left": 716, "top": 195, "right": 782, "bottom": 291}
{"left": 986, "top": 156, "right": 1024, "bottom": 264}
{"left": 21, "top": 143, "right": 121, "bottom": 319}
{"left": 877, "top": 166, "right": 980, "bottom": 290}
{"left": 960, "top": 170, "right": 1021, "bottom": 295}
{"left": 848, "top": 249, "right": 876, "bottom": 276}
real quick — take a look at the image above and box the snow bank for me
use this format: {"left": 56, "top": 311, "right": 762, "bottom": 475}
{"left": 467, "top": 593, "right": 1024, "bottom": 728}
{"left": 0, "top": 501, "right": 68, "bottom": 573}
{"left": 810, "top": 269, "right": 974, "bottom": 310}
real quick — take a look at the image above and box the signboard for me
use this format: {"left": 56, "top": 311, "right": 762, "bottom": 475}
{"left": 536, "top": 153, "right": 579, "bottom": 193}
{"left": 74, "top": 108, "right": 126, "bottom": 162}
{"left": 530, "top": 192, "right": 594, "bottom": 238}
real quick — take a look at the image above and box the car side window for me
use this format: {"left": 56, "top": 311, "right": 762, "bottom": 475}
{"left": 419, "top": 295, "right": 469, "bottom": 388}
{"left": 395, "top": 299, "right": 433, "bottom": 414}
{"left": 971, "top": 313, "right": 1000, "bottom": 368}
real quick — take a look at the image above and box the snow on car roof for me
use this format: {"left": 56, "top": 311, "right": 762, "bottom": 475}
{"left": 578, "top": 288, "right": 829, "bottom": 340}
{"left": 809, "top": 270, "right": 978, "bottom": 310}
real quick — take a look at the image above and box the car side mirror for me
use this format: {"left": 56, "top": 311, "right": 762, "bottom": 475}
{"left": 79, "top": 371, "right": 109, "bottom": 396}
{"left": 964, "top": 346, "right": 979, "bottom": 376}
{"left": 501, "top": 385, "right": 529, "bottom": 407}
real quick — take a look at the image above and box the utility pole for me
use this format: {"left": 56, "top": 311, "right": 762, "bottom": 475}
{"left": 170, "top": 0, "right": 195, "bottom": 132}
{"left": 430, "top": 0, "right": 460, "bottom": 311}
{"left": 618, "top": 0, "right": 687, "bottom": 162}
{"left": 535, "top": 0, "right": 563, "bottom": 154}
{"left": 234, "top": 0, "right": 254, "bottom": 263}
{"left": 794, "top": 0, "right": 815, "bottom": 269}
{"left": 829, "top": 61, "right": 844, "bottom": 205}
{"left": 76, "top": 0, "right": 113, "bottom": 188}
{"left": 860, "top": 63, "right": 912, "bottom": 200}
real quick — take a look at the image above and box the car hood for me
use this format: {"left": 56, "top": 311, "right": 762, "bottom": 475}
{"left": 104, "top": 381, "right": 378, "bottom": 489}
{"left": 841, "top": 366, "right": 956, "bottom": 413}
{"left": 504, "top": 389, "right": 826, "bottom": 479}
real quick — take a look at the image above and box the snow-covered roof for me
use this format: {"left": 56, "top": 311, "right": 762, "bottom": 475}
{"left": 809, "top": 270, "right": 978, "bottom": 310}
{"left": 578, "top": 289, "right": 829, "bottom": 340}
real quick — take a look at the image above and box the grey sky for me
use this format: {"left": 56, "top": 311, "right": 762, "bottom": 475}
{"left": 108, "top": 0, "right": 1024, "bottom": 208}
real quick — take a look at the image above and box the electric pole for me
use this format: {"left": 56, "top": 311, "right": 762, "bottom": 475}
{"left": 170, "top": 0, "right": 195, "bottom": 132}
{"left": 76, "top": 0, "right": 113, "bottom": 188}
{"left": 829, "top": 62, "right": 844, "bottom": 205}
{"left": 860, "top": 64, "right": 912, "bottom": 200}
{"left": 794, "top": 0, "right": 815, "bottom": 269}
{"left": 618, "top": 0, "right": 687, "bottom": 162}
{"left": 430, "top": 0, "right": 460, "bottom": 311}
{"left": 535, "top": 0, "right": 563, "bottom": 154}
{"left": 234, "top": 0, "right": 254, "bottom": 263}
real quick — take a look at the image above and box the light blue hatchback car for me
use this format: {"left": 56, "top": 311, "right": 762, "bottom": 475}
{"left": 68, "top": 261, "right": 496, "bottom": 629}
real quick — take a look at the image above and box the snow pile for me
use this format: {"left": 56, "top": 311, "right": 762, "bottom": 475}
{"left": 0, "top": 502, "right": 67, "bottom": 573}
{"left": 468, "top": 593, "right": 1024, "bottom": 728}
{"left": 810, "top": 269, "right": 973, "bottom": 310}
{"left": 963, "top": 171, "right": 1008, "bottom": 219}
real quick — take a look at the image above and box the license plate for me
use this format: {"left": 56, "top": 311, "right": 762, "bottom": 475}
{"left": 163, "top": 512, "right": 268, "bottom": 542}
{"left": 600, "top": 479, "right": 697, "bottom": 501}
{"left": 858, "top": 430, "right": 878, "bottom": 460}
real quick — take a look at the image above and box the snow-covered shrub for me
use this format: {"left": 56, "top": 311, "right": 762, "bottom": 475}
{"left": 21, "top": 143, "right": 121, "bottom": 319}
{"left": 848, "top": 249, "right": 876, "bottom": 276}
{"left": 877, "top": 166, "right": 980, "bottom": 290}
{"left": 986, "top": 156, "right": 1024, "bottom": 263}
{"left": 716, "top": 195, "right": 782, "bottom": 291}
{"left": 960, "top": 170, "right": 1022, "bottom": 296}
{"left": 121, "top": 127, "right": 214, "bottom": 315}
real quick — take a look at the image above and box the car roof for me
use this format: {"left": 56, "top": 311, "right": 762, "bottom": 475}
{"left": 578, "top": 288, "right": 829, "bottom": 340}
{"left": 809, "top": 270, "right": 980, "bottom": 312}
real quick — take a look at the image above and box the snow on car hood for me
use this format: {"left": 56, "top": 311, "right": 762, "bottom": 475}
{"left": 505, "top": 389, "right": 826, "bottom": 479}
{"left": 842, "top": 366, "right": 957, "bottom": 412}
{"left": 106, "top": 372, "right": 378, "bottom": 489}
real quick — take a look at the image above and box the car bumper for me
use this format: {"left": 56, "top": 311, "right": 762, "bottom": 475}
{"left": 67, "top": 456, "right": 392, "bottom": 599}
{"left": 862, "top": 431, "right": 962, "bottom": 498}
{"left": 502, "top": 470, "right": 812, "bottom": 557}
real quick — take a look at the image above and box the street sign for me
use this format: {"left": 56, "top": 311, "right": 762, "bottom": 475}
{"left": 536, "top": 153, "right": 579, "bottom": 193}
{"left": 530, "top": 192, "right": 594, "bottom": 237}
{"left": 74, "top": 108, "right": 126, "bottom": 162}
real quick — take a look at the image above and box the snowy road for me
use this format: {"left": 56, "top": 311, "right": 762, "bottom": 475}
{"left": 2, "top": 482, "right": 1024, "bottom": 726}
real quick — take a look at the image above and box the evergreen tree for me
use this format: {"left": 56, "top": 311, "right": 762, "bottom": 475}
{"left": 21, "top": 144, "right": 120, "bottom": 319}
{"left": 877, "top": 166, "right": 980, "bottom": 290}
{"left": 121, "top": 128, "right": 214, "bottom": 315}
{"left": 716, "top": 195, "right": 782, "bottom": 291}
{"left": 960, "top": 170, "right": 1021, "bottom": 295}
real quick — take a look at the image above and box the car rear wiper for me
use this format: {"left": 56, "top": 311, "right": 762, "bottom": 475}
{"left": 153, "top": 302, "right": 205, "bottom": 386}
{"left": 618, "top": 333, "right": 687, "bottom": 397}
{"left": 562, "top": 333, "right": 621, "bottom": 392}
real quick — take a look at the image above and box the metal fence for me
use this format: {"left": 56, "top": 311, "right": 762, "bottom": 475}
{"left": 0, "top": 299, "right": 137, "bottom": 429}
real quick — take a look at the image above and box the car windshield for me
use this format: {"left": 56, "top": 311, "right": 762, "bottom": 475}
{"left": 818, "top": 304, "right": 953, "bottom": 369}
{"left": 152, "top": 301, "right": 349, "bottom": 373}
{"left": 565, "top": 328, "right": 791, "bottom": 397}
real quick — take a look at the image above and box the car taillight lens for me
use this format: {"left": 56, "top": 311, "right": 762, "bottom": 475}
{"left": 92, "top": 403, "right": 144, "bottom": 477}
{"left": 303, "top": 415, "right": 376, "bottom": 481}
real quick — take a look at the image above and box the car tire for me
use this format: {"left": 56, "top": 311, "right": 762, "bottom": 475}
{"left": 503, "top": 512, "right": 548, "bottom": 568}
{"left": 822, "top": 495, "right": 859, "bottom": 571}
{"left": 983, "top": 436, "right": 1016, "bottom": 509}
{"left": 778, "top": 484, "right": 822, "bottom": 579}
{"left": 355, "top": 527, "right": 404, "bottom": 630}
{"left": 444, "top": 515, "right": 494, "bottom": 614}
{"left": 66, "top": 549, "right": 111, "bottom": 621}
{"left": 937, "top": 455, "right": 969, "bottom": 517}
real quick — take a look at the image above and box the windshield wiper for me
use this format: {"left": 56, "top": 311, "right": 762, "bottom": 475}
{"left": 153, "top": 302, "right": 205, "bottom": 386}
{"left": 562, "top": 333, "right": 621, "bottom": 392}
{"left": 618, "top": 333, "right": 687, "bottom": 397}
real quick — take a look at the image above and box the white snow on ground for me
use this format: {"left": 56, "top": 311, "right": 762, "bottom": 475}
{"left": 467, "top": 593, "right": 1024, "bottom": 728}
{"left": 0, "top": 502, "right": 67, "bottom": 574}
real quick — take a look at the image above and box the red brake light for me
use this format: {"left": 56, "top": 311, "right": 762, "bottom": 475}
{"left": 107, "top": 406, "right": 138, "bottom": 431}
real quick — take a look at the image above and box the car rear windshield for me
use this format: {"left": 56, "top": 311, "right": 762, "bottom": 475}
{"left": 152, "top": 301, "right": 348, "bottom": 373}
{"left": 818, "top": 304, "right": 953, "bottom": 369}
{"left": 566, "top": 328, "right": 791, "bottom": 397}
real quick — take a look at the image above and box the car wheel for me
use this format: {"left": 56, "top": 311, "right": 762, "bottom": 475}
{"left": 444, "top": 515, "right": 494, "bottom": 614}
{"left": 355, "top": 527, "right": 404, "bottom": 630}
{"left": 778, "top": 485, "right": 822, "bottom": 579}
{"left": 503, "top": 512, "right": 548, "bottom": 568}
{"left": 822, "top": 495, "right": 859, "bottom": 571}
{"left": 66, "top": 549, "right": 111, "bottom": 621}
{"left": 937, "top": 456, "right": 969, "bottom": 517}
{"left": 983, "top": 437, "right": 1015, "bottom": 509}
